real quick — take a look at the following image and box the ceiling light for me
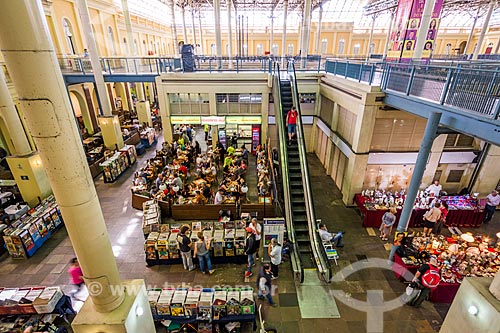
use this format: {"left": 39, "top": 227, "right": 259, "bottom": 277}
{"left": 468, "top": 305, "right": 478, "bottom": 316}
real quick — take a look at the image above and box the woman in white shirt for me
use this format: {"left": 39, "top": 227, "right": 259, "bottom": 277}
{"left": 267, "top": 238, "right": 282, "bottom": 279}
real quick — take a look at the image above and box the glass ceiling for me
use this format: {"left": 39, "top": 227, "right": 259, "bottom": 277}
{"left": 116, "top": 0, "right": 500, "bottom": 31}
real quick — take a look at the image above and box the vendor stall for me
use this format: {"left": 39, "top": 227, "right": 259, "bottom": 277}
{"left": 354, "top": 193, "right": 485, "bottom": 228}
{"left": 392, "top": 232, "right": 499, "bottom": 303}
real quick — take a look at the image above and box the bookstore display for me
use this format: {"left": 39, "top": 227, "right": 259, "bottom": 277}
{"left": 142, "top": 200, "right": 247, "bottom": 266}
{"left": 100, "top": 149, "right": 132, "bottom": 183}
{"left": 83, "top": 135, "right": 105, "bottom": 178}
{"left": 2, "top": 196, "right": 64, "bottom": 259}
{"left": 140, "top": 128, "right": 157, "bottom": 148}
{"left": 354, "top": 192, "right": 485, "bottom": 228}
{"left": 148, "top": 287, "right": 256, "bottom": 332}
{"left": 393, "top": 231, "right": 500, "bottom": 303}
{"left": 120, "top": 144, "right": 137, "bottom": 165}
{"left": 0, "top": 286, "right": 73, "bottom": 332}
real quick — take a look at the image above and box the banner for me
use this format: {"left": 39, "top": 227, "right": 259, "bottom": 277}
{"left": 387, "top": 0, "right": 414, "bottom": 60}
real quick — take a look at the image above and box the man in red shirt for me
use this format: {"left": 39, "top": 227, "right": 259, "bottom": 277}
{"left": 286, "top": 106, "right": 298, "bottom": 144}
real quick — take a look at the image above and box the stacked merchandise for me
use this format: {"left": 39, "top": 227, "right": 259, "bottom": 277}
{"left": 0, "top": 287, "right": 63, "bottom": 315}
{"left": 240, "top": 288, "right": 255, "bottom": 315}
{"left": 142, "top": 200, "right": 161, "bottom": 235}
{"left": 147, "top": 289, "right": 162, "bottom": 316}
{"left": 140, "top": 128, "right": 157, "bottom": 147}
{"left": 145, "top": 232, "right": 159, "bottom": 261}
{"left": 156, "top": 232, "right": 169, "bottom": 260}
{"left": 119, "top": 144, "right": 137, "bottom": 165}
{"left": 170, "top": 289, "right": 188, "bottom": 317}
{"left": 2, "top": 196, "right": 63, "bottom": 259}
{"left": 212, "top": 289, "right": 227, "bottom": 320}
{"left": 226, "top": 289, "right": 241, "bottom": 316}
{"left": 184, "top": 290, "right": 201, "bottom": 317}
{"left": 100, "top": 150, "right": 131, "bottom": 183}
{"left": 156, "top": 288, "right": 175, "bottom": 315}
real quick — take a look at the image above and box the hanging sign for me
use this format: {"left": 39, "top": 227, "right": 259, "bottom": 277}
{"left": 201, "top": 116, "right": 226, "bottom": 125}
{"left": 226, "top": 116, "right": 262, "bottom": 124}
{"left": 170, "top": 116, "right": 201, "bottom": 124}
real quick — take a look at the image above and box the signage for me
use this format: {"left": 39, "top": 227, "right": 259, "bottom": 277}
{"left": 170, "top": 116, "right": 201, "bottom": 124}
{"left": 201, "top": 116, "right": 225, "bottom": 125}
{"left": 226, "top": 116, "right": 262, "bottom": 124}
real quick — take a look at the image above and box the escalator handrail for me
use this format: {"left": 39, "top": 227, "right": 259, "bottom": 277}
{"left": 273, "top": 62, "right": 304, "bottom": 284}
{"left": 288, "top": 61, "right": 333, "bottom": 283}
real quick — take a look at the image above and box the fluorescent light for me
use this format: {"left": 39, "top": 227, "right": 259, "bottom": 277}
{"left": 468, "top": 305, "right": 478, "bottom": 316}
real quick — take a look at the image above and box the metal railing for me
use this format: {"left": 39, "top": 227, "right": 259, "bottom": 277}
{"left": 324, "top": 59, "right": 500, "bottom": 120}
{"left": 288, "top": 60, "right": 333, "bottom": 283}
{"left": 273, "top": 62, "right": 304, "bottom": 284}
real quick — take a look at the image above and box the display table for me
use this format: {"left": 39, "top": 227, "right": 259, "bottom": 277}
{"left": 392, "top": 254, "right": 460, "bottom": 303}
{"left": 5, "top": 204, "right": 29, "bottom": 220}
{"left": 354, "top": 194, "right": 485, "bottom": 228}
{"left": 152, "top": 313, "right": 257, "bottom": 330}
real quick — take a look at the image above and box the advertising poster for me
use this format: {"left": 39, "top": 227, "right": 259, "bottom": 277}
{"left": 387, "top": 0, "right": 414, "bottom": 60}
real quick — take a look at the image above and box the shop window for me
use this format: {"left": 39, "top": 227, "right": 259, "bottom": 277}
{"left": 271, "top": 44, "right": 279, "bottom": 54}
{"left": 257, "top": 44, "right": 263, "bottom": 55}
{"left": 321, "top": 39, "right": 328, "bottom": 54}
{"left": 446, "top": 170, "right": 464, "bottom": 183}
{"left": 299, "top": 93, "right": 316, "bottom": 103}
{"left": 338, "top": 39, "right": 345, "bottom": 54}
{"left": 353, "top": 44, "right": 360, "bottom": 55}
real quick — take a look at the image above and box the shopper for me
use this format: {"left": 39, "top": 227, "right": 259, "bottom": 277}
{"left": 484, "top": 190, "right": 500, "bottom": 224}
{"left": 193, "top": 232, "right": 214, "bottom": 274}
{"left": 425, "top": 180, "right": 442, "bottom": 197}
{"left": 257, "top": 264, "right": 277, "bottom": 306}
{"left": 68, "top": 258, "right": 84, "bottom": 302}
{"left": 434, "top": 202, "right": 448, "bottom": 235}
{"left": 281, "top": 238, "right": 293, "bottom": 262}
{"left": 388, "top": 232, "right": 405, "bottom": 262}
{"left": 422, "top": 202, "right": 441, "bottom": 237}
{"left": 318, "top": 223, "right": 344, "bottom": 248}
{"left": 204, "top": 124, "right": 209, "bottom": 141}
{"left": 408, "top": 253, "right": 441, "bottom": 307}
{"left": 249, "top": 217, "right": 262, "bottom": 260}
{"left": 286, "top": 106, "right": 298, "bottom": 145}
{"left": 177, "top": 225, "right": 194, "bottom": 271}
{"left": 379, "top": 207, "right": 397, "bottom": 241}
{"left": 267, "top": 238, "right": 282, "bottom": 279}
{"left": 244, "top": 227, "right": 257, "bottom": 277}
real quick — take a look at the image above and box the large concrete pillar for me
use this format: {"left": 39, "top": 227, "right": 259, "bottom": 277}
{"left": 472, "top": 0, "right": 495, "bottom": 60}
{"left": 315, "top": 3, "right": 323, "bottom": 54}
{"left": 121, "top": 0, "right": 136, "bottom": 55}
{"left": 397, "top": 112, "right": 441, "bottom": 231}
{"left": 0, "top": 70, "right": 32, "bottom": 155}
{"left": 0, "top": 0, "right": 126, "bottom": 314}
{"left": 300, "top": 0, "right": 312, "bottom": 67}
{"left": 413, "top": 0, "right": 437, "bottom": 61}
{"left": 281, "top": 0, "right": 288, "bottom": 58}
{"left": 421, "top": 134, "right": 446, "bottom": 187}
{"left": 214, "top": 0, "right": 223, "bottom": 69}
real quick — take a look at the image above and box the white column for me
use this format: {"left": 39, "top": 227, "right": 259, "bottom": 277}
{"left": 198, "top": 13, "right": 204, "bottom": 55}
{"left": 464, "top": 14, "right": 479, "bottom": 55}
{"left": 121, "top": 0, "right": 136, "bottom": 55}
{"left": 181, "top": 6, "right": 188, "bottom": 43}
{"left": 270, "top": 9, "right": 274, "bottom": 55}
{"left": 281, "top": 0, "right": 288, "bottom": 57}
{"left": 227, "top": 0, "right": 233, "bottom": 65}
{"left": 315, "top": 3, "right": 323, "bottom": 54}
{"left": 169, "top": 0, "right": 179, "bottom": 53}
{"left": 366, "top": 15, "right": 376, "bottom": 60}
{"left": 76, "top": 0, "right": 113, "bottom": 116}
{"left": 214, "top": 0, "right": 223, "bottom": 69}
{"left": 191, "top": 9, "right": 197, "bottom": 47}
{"left": 300, "top": 0, "right": 312, "bottom": 66}
{"left": 472, "top": 0, "right": 495, "bottom": 60}
{"left": 0, "top": 70, "right": 32, "bottom": 155}
{"left": 413, "top": 0, "right": 437, "bottom": 61}
{"left": 383, "top": 10, "right": 395, "bottom": 59}
{"left": 0, "top": 0, "right": 124, "bottom": 312}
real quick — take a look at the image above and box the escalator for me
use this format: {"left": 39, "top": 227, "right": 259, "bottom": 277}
{"left": 273, "top": 61, "right": 332, "bottom": 282}
{"left": 279, "top": 80, "right": 314, "bottom": 268}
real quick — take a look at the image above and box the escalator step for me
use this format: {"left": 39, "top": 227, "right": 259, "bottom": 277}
{"left": 295, "top": 226, "right": 308, "bottom": 233}
{"left": 290, "top": 181, "right": 302, "bottom": 187}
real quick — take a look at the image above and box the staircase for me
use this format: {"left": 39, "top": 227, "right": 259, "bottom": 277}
{"left": 280, "top": 79, "right": 314, "bottom": 268}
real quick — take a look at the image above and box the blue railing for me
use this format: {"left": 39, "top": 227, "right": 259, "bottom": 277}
{"left": 324, "top": 59, "right": 500, "bottom": 120}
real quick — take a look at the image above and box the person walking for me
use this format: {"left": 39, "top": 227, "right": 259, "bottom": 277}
{"left": 422, "top": 202, "right": 441, "bottom": 236}
{"left": 408, "top": 253, "right": 441, "bottom": 307}
{"left": 484, "top": 190, "right": 500, "bottom": 224}
{"left": 68, "top": 258, "right": 84, "bottom": 302}
{"left": 286, "top": 106, "right": 298, "bottom": 145}
{"left": 249, "top": 217, "right": 262, "bottom": 260}
{"left": 193, "top": 232, "right": 215, "bottom": 274}
{"left": 267, "top": 238, "right": 282, "bottom": 279}
{"left": 257, "top": 264, "right": 277, "bottom": 306}
{"left": 177, "top": 225, "right": 194, "bottom": 271}
{"left": 244, "top": 227, "right": 257, "bottom": 277}
{"left": 379, "top": 207, "right": 397, "bottom": 241}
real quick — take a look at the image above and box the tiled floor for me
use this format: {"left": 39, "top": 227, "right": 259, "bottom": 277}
{"left": 0, "top": 130, "right": 499, "bottom": 332}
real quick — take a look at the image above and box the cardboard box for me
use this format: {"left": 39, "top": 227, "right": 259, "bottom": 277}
{"left": 156, "top": 288, "right": 175, "bottom": 315}
{"left": 184, "top": 289, "right": 201, "bottom": 317}
{"left": 213, "top": 289, "right": 227, "bottom": 320}
{"left": 147, "top": 289, "right": 162, "bottom": 315}
{"left": 33, "top": 287, "right": 63, "bottom": 314}
{"left": 240, "top": 289, "right": 254, "bottom": 315}
{"left": 170, "top": 289, "right": 187, "bottom": 317}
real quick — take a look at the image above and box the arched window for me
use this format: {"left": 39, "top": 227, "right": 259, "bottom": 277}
{"left": 338, "top": 39, "right": 345, "bottom": 54}
{"left": 445, "top": 43, "right": 452, "bottom": 55}
{"left": 369, "top": 43, "right": 375, "bottom": 54}
{"left": 134, "top": 39, "right": 138, "bottom": 54}
{"left": 243, "top": 44, "right": 248, "bottom": 56}
{"left": 211, "top": 43, "right": 216, "bottom": 56}
{"left": 287, "top": 43, "right": 294, "bottom": 55}
{"left": 142, "top": 40, "right": 147, "bottom": 55}
{"left": 62, "top": 18, "right": 76, "bottom": 54}
{"left": 353, "top": 44, "right": 360, "bottom": 55}
{"left": 256, "top": 44, "right": 263, "bottom": 55}
{"left": 271, "top": 44, "right": 279, "bottom": 55}
{"left": 321, "top": 38, "right": 328, "bottom": 54}
{"left": 107, "top": 27, "right": 117, "bottom": 55}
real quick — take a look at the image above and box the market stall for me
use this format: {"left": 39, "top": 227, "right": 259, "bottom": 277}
{"left": 354, "top": 193, "right": 485, "bottom": 228}
{"left": 392, "top": 232, "right": 499, "bottom": 303}
{"left": 100, "top": 145, "right": 137, "bottom": 183}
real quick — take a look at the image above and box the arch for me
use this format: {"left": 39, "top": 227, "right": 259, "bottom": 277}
{"left": 69, "top": 90, "right": 93, "bottom": 134}
{"left": 62, "top": 18, "right": 76, "bottom": 54}
{"left": 338, "top": 39, "right": 345, "bottom": 54}
{"left": 321, "top": 38, "right": 328, "bottom": 54}
{"left": 113, "top": 83, "right": 129, "bottom": 111}
{"left": 107, "top": 26, "right": 117, "bottom": 55}
{"left": 91, "top": 87, "right": 101, "bottom": 116}
{"left": 458, "top": 41, "right": 467, "bottom": 54}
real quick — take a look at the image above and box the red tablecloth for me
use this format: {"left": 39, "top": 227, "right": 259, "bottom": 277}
{"left": 392, "top": 253, "right": 460, "bottom": 303}
{"left": 354, "top": 194, "right": 485, "bottom": 228}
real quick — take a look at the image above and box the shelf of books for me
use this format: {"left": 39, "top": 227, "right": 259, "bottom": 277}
{"left": 142, "top": 200, "right": 247, "bottom": 266}
{"left": 100, "top": 150, "right": 131, "bottom": 183}
{"left": 148, "top": 287, "right": 256, "bottom": 332}
{"left": 2, "top": 196, "right": 64, "bottom": 259}
{"left": 140, "top": 128, "right": 157, "bottom": 148}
